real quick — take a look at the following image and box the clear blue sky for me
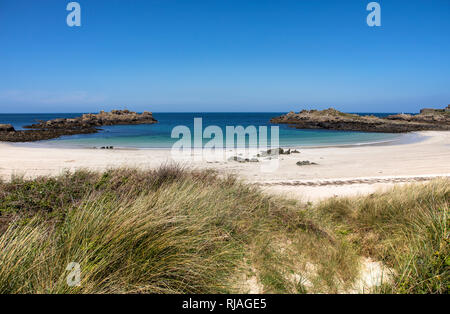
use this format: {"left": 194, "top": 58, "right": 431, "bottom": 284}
{"left": 0, "top": 0, "right": 449, "bottom": 113}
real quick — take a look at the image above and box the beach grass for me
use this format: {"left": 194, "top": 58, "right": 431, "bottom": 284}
{"left": 315, "top": 179, "right": 449, "bottom": 293}
{"left": 0, "top": 166, "right": 448, "bottom": 294}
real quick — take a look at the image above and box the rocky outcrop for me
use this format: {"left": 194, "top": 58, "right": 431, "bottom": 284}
{"left": 0, "top": 124, "right": 15, "bottom": 132}
{"left": 270, "top": 106, "right": 450, "bottom": 133}
{"left": 419, "top": 105, "right": 450, "bottom": 114}
{"left": 24, "top": 110, "right": 157, "bottom": 130}
{"left": 385, "top": 105, "right": 450, "bottom": 124}
{"left": 0, "top": 128, "right": 98, "bottom": 142}
{"left": 0, "top": 110, "right": 157, "bottom": 142}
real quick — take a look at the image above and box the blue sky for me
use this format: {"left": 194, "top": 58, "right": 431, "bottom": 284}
{"left": 0, "top": 0, "right": 449, "bottom": 113}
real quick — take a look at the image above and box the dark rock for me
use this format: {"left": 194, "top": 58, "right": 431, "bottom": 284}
{"left": 271, "top": 106, "right": 450, "bottom": 133}
{"left": 24, "top": 109, "right": 157, "bottom": 130}
{"left": 0, "top": 124, "right": 15, "bottom": 132}
{"left": 228, "top": 156, "right": 246, "bottom": 163}
{"left": 0, "top": 128, "right": 97, "bottom": 142}
{"left": 296, "top": 161, "right": 318, "bottom": 166}
{"left": 228, "top": 156, "right": 259, "bottom": 163}
{"left": 258, "top": 148, "right": 293, "bottom": 157}
{"left": 0, "top": 110, "right": 157, "bottom": 142}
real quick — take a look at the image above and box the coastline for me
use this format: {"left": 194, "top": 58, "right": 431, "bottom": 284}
{"left": 1, "top": 130, "right": 449, "bottom": 201}
{"left": 8, "top": 129, "right": 418, "bottom": 150}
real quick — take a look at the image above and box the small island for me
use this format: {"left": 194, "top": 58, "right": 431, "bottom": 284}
{"left": 270, "top": 105, "right": 450, "bottom": 133}
{"left": 0, "top": 110, "right": 157, "bottom": 142}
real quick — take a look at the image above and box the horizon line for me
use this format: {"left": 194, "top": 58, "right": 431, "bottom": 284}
{"left": 0, "top": 111, "right": 417, "bottom": 114}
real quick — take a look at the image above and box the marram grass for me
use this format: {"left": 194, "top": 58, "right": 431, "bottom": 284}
{"left": 0, "top": 166, "right": 448, "bottom": 294}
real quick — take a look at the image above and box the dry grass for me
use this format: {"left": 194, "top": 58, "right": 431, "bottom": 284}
{"left": 0, "top": 166, "right": 448, "bottom": 294}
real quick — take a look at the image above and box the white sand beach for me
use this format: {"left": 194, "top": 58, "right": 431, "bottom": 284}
{"left": 1, "top": 130, "right": 449, "bottom": 202}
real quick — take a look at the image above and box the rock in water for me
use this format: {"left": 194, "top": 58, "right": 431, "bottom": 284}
{"left": 270, "top": 106, "right": 450, "bottom": 133}
{"left": 0, "top": 110, "right": 158, "bottom": 142}
{"left": 24, "top": 110, "right": 157, "bottom": 130}
{"left": 0, "top": 124, "right": 15, "bottom": 132}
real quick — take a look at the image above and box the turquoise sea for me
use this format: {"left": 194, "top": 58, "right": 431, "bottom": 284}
{"left": 0, "top": 112, "right": 412, "bottom": 148}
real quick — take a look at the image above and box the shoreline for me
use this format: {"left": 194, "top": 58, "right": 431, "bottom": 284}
{"left": 1, "top": 130, "right": 449, "bottom": 201}
{"left": 8, "top": 130, "right": 421, "bottom": 151}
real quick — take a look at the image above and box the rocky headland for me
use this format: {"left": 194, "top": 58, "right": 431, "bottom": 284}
{"left": 0, "top": 110, "right": 157, "bottom": 142}
{"left": 270, "top": 105, "right": 450, "bottom": 133}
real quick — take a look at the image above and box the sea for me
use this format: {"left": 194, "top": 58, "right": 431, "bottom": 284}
{"left": 0, "top": 112, "right": 417, "bottom": 149}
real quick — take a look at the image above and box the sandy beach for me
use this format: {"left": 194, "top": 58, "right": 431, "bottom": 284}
{"left": 1, "top": 130, "right": 449, "bottom": 202}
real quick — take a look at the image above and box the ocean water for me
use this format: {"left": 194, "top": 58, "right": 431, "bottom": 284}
{"left": 0, "top": 112, "right": 407, "bottom": 148}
